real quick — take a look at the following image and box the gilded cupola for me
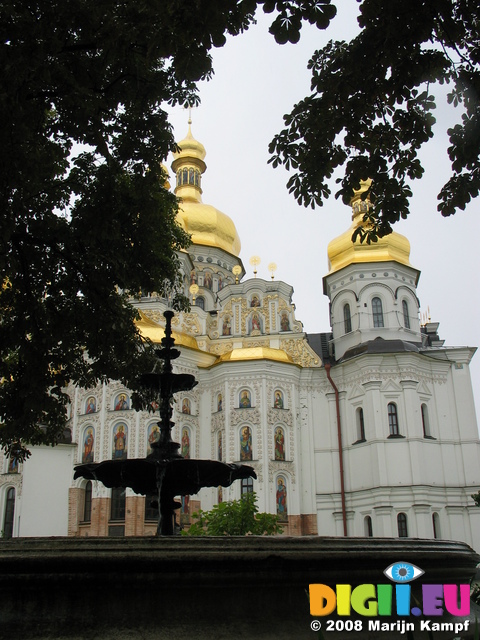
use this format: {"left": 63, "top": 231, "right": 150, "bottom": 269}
{"left": 171, "top": 122, "right": 241, "bottom": 257}
{"left": 327, "top": 180, "right": 412, "bottom": 274}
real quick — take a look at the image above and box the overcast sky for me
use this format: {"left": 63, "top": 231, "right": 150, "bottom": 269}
{"left": 165, "top": 3, "right": 480, "bottom": 421}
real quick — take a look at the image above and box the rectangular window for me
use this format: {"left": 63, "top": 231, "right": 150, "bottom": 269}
{"left": 388, "top": 403, "right": 399, "bottom": 436}
{"left": 241, "top": 477, "right": 254, "bottom": 495}
{"left": 110, "top": 487, "right": 126, "bottom": 521}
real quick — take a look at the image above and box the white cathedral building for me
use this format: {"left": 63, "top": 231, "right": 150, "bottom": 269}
{"left": 1, "top": 125, "right": 480, "bottom": 550}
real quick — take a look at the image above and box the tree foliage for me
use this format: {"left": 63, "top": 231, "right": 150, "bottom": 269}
{"left": 0, "top": 1, "right": 337, "bottom": 459}
{"left": 183, "top": 492, "right": 283, "bottom": 536}
{"left": 269, "top": 0, "right": 480, "bottom": 240}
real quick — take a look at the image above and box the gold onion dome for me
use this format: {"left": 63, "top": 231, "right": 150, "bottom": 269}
{"left": 171, "top": 123, "right": 241, "bottom": 257}
{"left": 327, "top": 180, "right": 412, "bottom": 274}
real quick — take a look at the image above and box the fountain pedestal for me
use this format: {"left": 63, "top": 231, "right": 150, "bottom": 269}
{"left": 0, "top": 536, "right": 478, "bottom": 640}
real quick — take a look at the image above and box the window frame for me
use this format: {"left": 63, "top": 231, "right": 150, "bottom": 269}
{"left": 83, "top": 481, "right": 92, "bottom": 523}
{"left": 421, "top": 403, "right": 433, "bottom": 438}
{"left": 372, "top": 297, "right": 384, "bottom": 328}
{"left": 364, "top": 515, "right": 373, "bottom": 537}
{"left": 355, "top": 407, "right": 366, "bottom": 442}
{"left": 387, "top": 402, "right": 400, "bottom": 436}
{"left": 110, "top": 487, "right": 126, "bottom": 522}
{"left": 241, "top": 477, "right": 254, "bottom": 495}
{"left": 402, "top": 299, "right": 411, "bottom": 329}
{"left": 397, "top": 512, "right": 408, "bottom": 538}
{"left": 343, "top": 303, "right": 352, "bottom": 334}
{"left": 3, "top": 487, "right": 15, "bottom": 539}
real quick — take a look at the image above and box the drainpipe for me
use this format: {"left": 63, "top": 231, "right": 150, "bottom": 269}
{"left": 324, "top": 363, "right": 348, "bottom": 537}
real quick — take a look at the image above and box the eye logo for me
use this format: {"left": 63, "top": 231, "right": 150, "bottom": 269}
{"left": 384, "top": 562, "right": 424, "bottom": 583}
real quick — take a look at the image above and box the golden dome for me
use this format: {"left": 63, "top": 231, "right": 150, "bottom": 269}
{"left": 178, "top": 201, "right": 241, "bottom": 256}
{"left": 210, "top": 347, "right": 296, "bottom": 366}
{"left": 171, "top": 124, "right": 241, "bottom": 257}
{"left": 136, "top": 311, "right": 200, "bottom": 351}
{"left": 327, "top": 180, "right": 412, "bottom": 274}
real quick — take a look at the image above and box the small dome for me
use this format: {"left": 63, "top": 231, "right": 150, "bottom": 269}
{"left": 179, "top": 201, "right": 241, "bottom": 256}
{"left": 171, "top": 124, "right": 241, "bottom": 257}
{"left": 327, "top": 180, "right": 412, "bottom": 274}
{"left": 172, "top": 125, "right": 206, "bottom": 169}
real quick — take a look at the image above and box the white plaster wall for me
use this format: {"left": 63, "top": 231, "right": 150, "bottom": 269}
{"left": 19, "top": 444, "right": 75, "bottom": 537}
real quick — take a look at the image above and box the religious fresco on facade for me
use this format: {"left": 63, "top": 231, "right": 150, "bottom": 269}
{"left": 190, "top": 269, "right": 197, "bottom": 285}
{"left": 274, "top": 390, "right": 284, "bottom": 409}
{"left": 217, "top": 393, "right": 223, "bottom": 412}
{"left": 181, "top": 398, "right": 191, "bottom": 415}
{"left": 114, "top": 393, "right": 129, "bottom": 411}
{"left": 181, "top": 427, "right": 191, "bottom": 459}
{"left": 85, "top": 396, "right": 96, "bottom": 414}
{"left": 250, "top": 295, "right": 261, "bottom": 307}
{"left": 222, "top": 315, "right": 231, "bottom": 336}
{"left": 239, "top": 389, "right": 251, "bottom": 408}
{"left": 217, "top": 430, "right": 223, "bottom": 461}
{"left": 276, "top": 476, "right": 288, "bottom": 521}
{"left": 203, "top": 271, "right": 213, "bottom": 290}
{"left": 249, "top": 312, "right": 262, "bottom": 334}
{"left": 7, "top": 456, "right": 18, "bottom": 474}
{"left": 217, "top": 275, "right": 224, "bottom": 291}
{"left": 274, "top": 427, "right": 286, "bottom": 461}
{"left": 240, "top": 426, "right": 252, "bottom": 461}
{"left": 112, "top": 423, "right": 128, "bottom": 460}
{"left": 280, "top": 311, "right": 291, "bottom": 332}
{"left": 82, "top": 427, "right": 95, "bottom": 464}
{"left": 147, "top": 423, "right": 160, "bottom": 455}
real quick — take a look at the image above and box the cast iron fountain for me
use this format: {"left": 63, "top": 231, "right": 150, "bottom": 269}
{"left": 74, "top": 309, "right": 256, "bottom": 535}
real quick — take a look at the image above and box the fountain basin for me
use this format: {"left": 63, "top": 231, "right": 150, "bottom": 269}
{"left": 0, "top": 536, "right": 478, "bottom": 639}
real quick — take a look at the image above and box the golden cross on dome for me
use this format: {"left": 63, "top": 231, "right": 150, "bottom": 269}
{"left": 184, "top": 103, "right": 196, "bottom": 126}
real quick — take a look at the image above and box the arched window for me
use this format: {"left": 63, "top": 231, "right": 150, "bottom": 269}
{"left": 110, "top": 488, "right": 126, "bottom": 521}
{"left": 83, "top": 481, "right": 92, "bottom": 522}
{"left": 364, "top": 515, "right": 373, "bottom": 537}
{"left": 356, "top": 407, "right": 366, "bottom": 442}
{"left": 432, "top": 512, "right": 441, "bottom": 539}
{"left": 344, "top": 303, "right": 352, "bottom": 334}
{"left": 402, "top": 300, "right": 410, "bottom": 329}
{"left": 196, "top": 296, "right": 205, "bottom": 310}
{"left": 3, "top": 487, "right": 15, "bottom": 539}
{"left": 421, "top": 404, "right": 431, "bottom": 437}
{"left": 372, "top": 297, "right": 384, "bottom": 328}
{"left": 397, "top": 512, "right": 408, "bottom": 538}
{"left": 388, "top": 402, "right": 400, "bottom": 436}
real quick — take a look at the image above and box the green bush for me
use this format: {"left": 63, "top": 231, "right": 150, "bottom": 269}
{"left": 183, "top": 492, "right": 283, "bottom": 536}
